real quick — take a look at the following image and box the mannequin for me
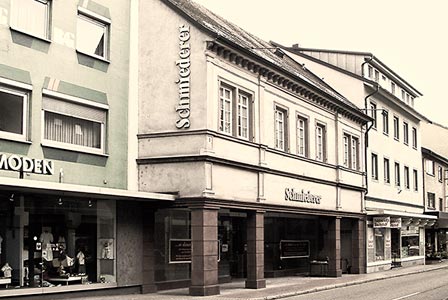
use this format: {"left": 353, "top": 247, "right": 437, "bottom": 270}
{"left": 1, "top": 263, "right": 12, "bottom": 278}
{"left": 40, "top": 227, "right": 54, "bottom": 262}
{"left": 76, "top": 249, "right": 86, "bottom": 275}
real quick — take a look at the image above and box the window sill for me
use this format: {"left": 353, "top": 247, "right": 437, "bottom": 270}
{"left": 0, "top": 134, "right": 31, "bottom": 144}
{"left": 76, "top": 49, "right": 110, "bottom": 64}
{"left": 383, "top": 132, "right": 389, "bottom": 136}
{"left": 394, "top": 137, "right": 400, "bottom": 142}
{"left": 427, "top": 207, "right": 436, "bottom": 210}
{"left": 9, "top": 26, "right": 51, "bottom": 43}
{"left": 41, "top": 141, "right": 109, "bottom": 157}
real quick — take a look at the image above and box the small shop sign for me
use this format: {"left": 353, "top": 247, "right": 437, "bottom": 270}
{"left": 280, "top": 240, "right": 310, "bottom": 259}
{"left": 169, "top": 239, "right": 191, "bottom": 263}
{"left": 390, "top": 217, "right": 402, "bottom": 228}
{"left": 284, "top": 188, "right": 321, "bottom": 204}
{"left": 373, "top": 216, "right": 390, "bottom": 228}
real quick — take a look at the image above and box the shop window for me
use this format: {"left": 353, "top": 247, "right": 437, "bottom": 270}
{"left": 0, "top": 196, "right": 116, "bottom": 291}
{"left": 401, "top": 227, "right": 420, "bottom": 257}
{"left": 315, "top": 123, "right": 326, "bottom": 162}
{"left": 10, "top": 0, "right": 50, "bottom": 39}
{"left": 342, "top": 133, "right": 359, "bottom": 170}
{"left": 274, "top": 106, "right": 288, "bottom": 151}
{"left": 154, "top": 209, "right": 190, "bottom": 282}
{"left": 42, "top": 96, "right": 107, "bottom": 154}
{"left": 0, "top": 87, "right": 28, "bottom": 141}
{"left": 375, "top": 228, "right": 385, "bottom": 261}
{"left": 371, "top": 153, "right": 378, "bottom": 180}
{"left": 296, "top": 115, "right": 308, "bottom": 157}
{"left": 218, "top": 82, "right": 253, "bottom": 141}
{"left": 76, "top": 11, "right": 110, "bottom": 60}
{"left": 393, "top": 116, "right": 399, "bottom": 140}
{"left": 427, "top": 192, "right": 436, "bottom": 209}
{"left": 384, "top": 158, "right": 390, "bottom": 184}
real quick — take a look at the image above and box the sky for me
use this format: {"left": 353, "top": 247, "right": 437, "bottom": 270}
{"left": 194, "top": 0, "right": 448, "bottom": 127}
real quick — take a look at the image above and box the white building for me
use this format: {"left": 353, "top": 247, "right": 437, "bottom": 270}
{"left": 276, "top": 44, "right": 436, "bottom": 272}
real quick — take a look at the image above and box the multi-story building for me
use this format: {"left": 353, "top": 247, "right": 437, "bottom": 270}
{"left": 0, "top": 0, "right": 172, "bottom": 299}
{"left": 421, "top": 122, "right": 448, "bottom": 257}
{"left": 136, "top": 0, "right": 370, "bottom": 296}
{"left": 276, "top": 44, "right": 436, "bottom": 272}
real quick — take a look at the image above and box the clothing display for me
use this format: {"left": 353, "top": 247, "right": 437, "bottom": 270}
{"left": 57, "top": 236, "right": 66, "bottom": 250}
{"left": 1, "top": 263, "right": 12, "bottom": 278}
{"left": 76, "top": 251, "right": 86, "bottom": 274}
{"left": 101, "top": 242, "right": 113, "bottom": 259}
{"left": 40, "top": 228, "right": 54, "bottom": 262}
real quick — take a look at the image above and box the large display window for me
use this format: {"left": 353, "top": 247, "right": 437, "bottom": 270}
{"left": 401, "top": 226, "right": 420, "bottom": 257}
{"left": 374, "top": 228, "right": 385, "bottom": 261}
{"left": 0, "top": 194, "right": 115, "bottom": 294}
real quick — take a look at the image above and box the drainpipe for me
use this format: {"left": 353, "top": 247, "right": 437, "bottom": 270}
{"left": 364, "top": 84, "right": 379, "bottom": 197}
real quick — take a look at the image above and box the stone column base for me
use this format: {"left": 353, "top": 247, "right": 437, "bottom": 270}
{"left": 327, "top": 269, "right": 342, "bottom": 277}
{"left": 189, "top": 285, "right": 220, "bottom": 296}
{"left": 245, "top": 279, "right": 266, "bottom": 289}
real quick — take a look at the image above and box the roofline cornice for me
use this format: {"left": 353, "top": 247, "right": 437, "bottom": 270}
{"left": 422, "top": 147, "right": 448, "bottom": 166}
{"left": 207, "top": 40, "right": 371, "bottom": 124}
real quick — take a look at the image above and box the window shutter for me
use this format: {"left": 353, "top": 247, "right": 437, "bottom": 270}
{"left": 43, "top": 96, "right": 106, "bottom": 123}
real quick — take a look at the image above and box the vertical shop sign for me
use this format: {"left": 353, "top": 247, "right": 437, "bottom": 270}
{"left": 175, "top": 24, "right": 191, "bottom": 129}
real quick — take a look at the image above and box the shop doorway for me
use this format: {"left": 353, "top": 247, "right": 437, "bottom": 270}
{"left": 391, "top": 229, "right": 401, "bottom": 267}
{"left": 340, "top": 219, "right": 353, "bottom": 274}
{"left": 218, "top": 212, "right": 247, "bottom": 279}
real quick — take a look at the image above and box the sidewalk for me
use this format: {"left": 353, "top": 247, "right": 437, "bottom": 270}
{"left": 73, "top": 261, "right": 448, "bottom": 300}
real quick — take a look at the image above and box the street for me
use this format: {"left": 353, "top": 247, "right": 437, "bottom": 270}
{"left": 287, "top": 268, "right": 448, "bottom": 300}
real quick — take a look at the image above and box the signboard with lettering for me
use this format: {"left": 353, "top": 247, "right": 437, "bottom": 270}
{"left": 284, "top": 188, "right": 321, "bottom": 205}
{"left": 175, "top": 24, "right": 191, "bottom": 129}
{"left": 0, "top": 153, "right": 54, "bottom": 175}
{"left": 169, "top": 239, "right": 191, "bottom": 263}
{"left": 280, "top": 240, "right": 310, "bottom": 259}
{"left": 390, "top": 217, "right": 402, "bottom": 228}
{"left": 373, "top": 217, "right": 390, "bottom": 228}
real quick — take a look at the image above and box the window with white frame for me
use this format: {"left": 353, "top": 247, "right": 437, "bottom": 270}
{"left": 42, "top": 96, "right": 107, "bottom": 154}
{"left": 438, "top": 166, "right": 443, "bottom": 182}
{"left": 384, "top": 158, "right": 390, "bottom": 184}
{"left": 76, "top": 11, "right": 110, "bottom": 59}
{"left": 412, "top": 127, "right": 417, "bottom": 149}
{"left": 403, "top": 122, "right": 409, "bottom": 145}
{"left": 382, "top": 110, "right": 389, "bottom": 135}
{"left": 218, "top": 82, "right": 252, "bottom": 140}
{"left": 369, "top": 102, "right": 377, "bottom": 129}
{"left": 371, "top": 153, "right": 378, "bottom": 180}
{"left": 368, "top": 65, "right": 373, "bottom": 78}
{"left": 315, "top": 123, "right": 326, "bottom": 162}
{"left": 391, "top": 82, "right": 396, "bottom": 94}
{"left": 393, "top": 116, "right": 399, "bottom": 140}
{"left": 426, "top": 159, "right": 435, "bottom": 176}
{"left": 413, "top": 169, "right": 418, "bottom": 191}
{"left": 0, "top": 87, "right": 28, "bottom": 140}
{"left": 10, "top": 0, "right": 50, "bottom": 39}
{"left": 374, "top": 70, "right": 379, "bottom": 82}
{"left": 404, "top": 166, "right": 410, "bottom": 189}
{"left": 395, "top": 162, "right": 400, "bottom": 187}
{"left": 297, "top": 115, "right": 308, "bottom": 157}
{"left": 274, "top": 106, "right": 287, "bottom": 151}
{"left": 401, "top": 90, "right": 405, "bottom": 101}
{"left": 343, "top": 133, "right": 359, "bottom": 170}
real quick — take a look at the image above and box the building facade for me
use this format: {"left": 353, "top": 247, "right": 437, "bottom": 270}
{"left": 276, "top": 45, "right": 436, "bottom": 272}
{"left": 0, "top": 0, "right": 173, "bottom": 299}
{"left": 421, "top": 122, "right": 448, "bottom": 259}
{"left": 136, "top": 0, "right": 370, "bottom": 296}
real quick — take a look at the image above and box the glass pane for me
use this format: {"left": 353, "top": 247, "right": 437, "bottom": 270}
{"left": 44, "top": 111, "right": 102, "bottom": 149}
{"left": 77, "top": 15, "right": 107, "bottom": 58}
{"left": 0, "top": 90, "right": 24, "bottom": 135}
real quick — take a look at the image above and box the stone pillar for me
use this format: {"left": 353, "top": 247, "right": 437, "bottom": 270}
{"left": 141, "top": 206, "right": 157, "bottom": 293}
{"left": 351, "top": 218, "right": 366, "bottom": 274}
{"left": 246, "top": 210, "right": 266, "bottom": 289}
{"left": 327, "top": 217, "right": 342, "bottom": 277}
{"left": 189, "top": 206, "right": 220, "bottom": 296}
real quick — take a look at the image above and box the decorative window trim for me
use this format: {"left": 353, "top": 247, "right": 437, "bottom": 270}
{"left": 404, "top": 165, "right": 410, "bottom": 190}
{"left": 383, "top": 157, "right": 390, "bottom": 184}
{"left": 274, "top": 104, "right": 288, "bottom": 152}
{"left": 296, "top": 112, "right": 309, "bottom": 158}
{"left": 371, "top": 152, "right": 378, "bottom": 181}
{"left": 394, "top": 161, "right": 401, "bottom": 187}
{"left": 42, "top": 89, "right": 109, "bottom": 110}
{"left": 315, "top": 121, "right": 327, "bottom": 162}
{"left": 78, "top": 6, "right": 112, "bottom": 25}
{"left": 76, "top": 8, "right": 110, "bottom": 61}
{"left": 342, "top": 131, "right": 359, "bottom": 171}
{"left": 10, "top": 0, "right": 52, "bottom": 40}
{"left": 413, "top": 169, "right": 418, "bottom": 192}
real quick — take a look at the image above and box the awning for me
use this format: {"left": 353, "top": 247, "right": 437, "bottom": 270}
{"left": 0, "top": 177, "right": 175, "bottom": 202}
{"left": 425, "top": 211, "right": 448, "bottom": 228}
{"left": 366, "top": 208, "right": 437, "bottom": 227}
{"left": 366, "top": 209, "right": 437, "bottom": 220}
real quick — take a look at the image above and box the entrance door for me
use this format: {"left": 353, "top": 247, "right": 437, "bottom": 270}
{"left": 229, "top": 217, "right": 247, "bottom": 278}
{"left": 391, "top": 229, "right": 400, "bottom": 266}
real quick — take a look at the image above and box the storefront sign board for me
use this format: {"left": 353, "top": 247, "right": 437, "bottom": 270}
{"left": 373, "top": 217, "right": 390, "bottom": 228}
{"left": 169, "top": 239, "right": 191, "bottom": 263}
{"left": 0, "top": 153, "right": 54, "bottom": 175}
{"left": 280, "top": 240, "right": 310, "bottom": 259}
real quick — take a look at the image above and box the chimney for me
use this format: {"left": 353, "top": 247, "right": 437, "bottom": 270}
{"left": 292, "top": 43, "right": 300, "bottom": 49}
